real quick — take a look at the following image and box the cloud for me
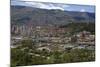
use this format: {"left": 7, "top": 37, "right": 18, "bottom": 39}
{"left": 80, "top": 9, "right": 86, "bottom": 12}
{"left": 24, "top": 2, "right": 70, "bottom": 10}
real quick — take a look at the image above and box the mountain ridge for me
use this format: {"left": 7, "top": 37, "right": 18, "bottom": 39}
{"left": 11, "top": 5, "right": 95, "bottom": 26}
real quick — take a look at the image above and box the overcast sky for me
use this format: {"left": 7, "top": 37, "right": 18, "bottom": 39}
{"left": 11, "top": 0, "right": 95, "bottom": 5}
{"left": 11, "top": 0, "right": 95, "bottom": 13}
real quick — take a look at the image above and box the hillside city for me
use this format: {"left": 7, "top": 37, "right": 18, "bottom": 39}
{"left": 11, "top": 2, "right": 95, "bottom": 66}
{"left": 11, "top": 24, "right": 95, "bottom": 50}
{"left": 11, "top": 23, "right": 95, "bottom": 66}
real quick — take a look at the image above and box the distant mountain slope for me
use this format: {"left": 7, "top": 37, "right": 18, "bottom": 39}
{"left": 11, "top": 6, "right": 95, "bottom": 26}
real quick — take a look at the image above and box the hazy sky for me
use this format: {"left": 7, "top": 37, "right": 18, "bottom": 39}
{"left": 11, "top": 0, "right": 95, "bottom": 13}
{"left": 11, "top": 0, "right": 95, "bottom": 5}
